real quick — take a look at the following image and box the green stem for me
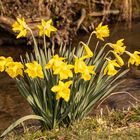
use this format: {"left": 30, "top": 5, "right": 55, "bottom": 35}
{"left": 28, "top": 28, "right": 38, "bottom": 48}
{"left": 43, "top": 33, "right": 47, "bottom": 49}
{"left": 87, "top": 31, "right": 96, "bottom": 45}
{"left": 27, "top": 27, "right": 41, "bottom": 62}
{"left": 94, "top": 41, "right": 99, "bottom": 54}
{"left": 93, "top": 43, "right": 110, "bottom": 63}
{"left": 53, "top": 100, "right": 59, "bottom": 128}
{"left": 52, "top": 41, "right": 55, "bottom": 55}
{"left": 43, "top": 33, "right": 48, "bottom": 58}
{"left": 125, "top": 51, "right": 134, "bottom": 58}
{"left": 104, "top": 50, "right": 113, "bottom": 59}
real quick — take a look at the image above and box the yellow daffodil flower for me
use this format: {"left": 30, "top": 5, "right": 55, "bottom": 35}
{"left": 25, "top": 61, "right": 44, "bottom": 79}
{"left": 95, "top": 22, "right": 109, "bottom": 41}
{"left": 74, "top": 58, "right": 95, "bottom": 80}
{"left": 5, "top": 62, "right": 24, "bottom": 78}
{"left": 51, "top": 81, "right": 72, "bottom": 102}
{"left": 0, "top": 56, "right": 13, "bottom": 72}
{"left": 74, "top": 58, "right": 87, "bottom": 73}
{"left": 111, "top": 39, "right": 126, "bottom": 55}
{"left": 45, "top": 54, "right": 65, "bottom": 70}
{"left": 38, "top": 19, "right": 57, "bottom": 37}
{"left": 80, "top": 42, "right": 93, "bottom": 58}
{"left": 112, "top": 51, "right": 124, "bottom": 66}
{"left": 81, "top": 66, "right": 96, "bottom": 81}
{"left": 126, "top": 51, "right": 140, "bottom": 67}
{"left": 53, "top": 63, "right": 74, "bottom": 80}
{"left": 104, "top": 59, "right": 120, "bottom": 76}
{"left": 12, "top": 18, "right": 28, "bottom": 38}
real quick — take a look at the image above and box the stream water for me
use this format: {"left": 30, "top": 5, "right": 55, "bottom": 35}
{"left": 0, "top": 21, "right": 140, "bottom": 131}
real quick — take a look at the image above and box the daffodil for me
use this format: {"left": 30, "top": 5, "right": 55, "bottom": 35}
{"left": 126, "top": 51, "right": 140, "bottom": 67}
{"left": 5, "top": 62, "right": 24, "bottom": 78}
{"left": 25, "top": 61, "right": 44, "bottom": 79}
{"left": 80, "top": 42, "right": 93, "bottom": 58}
{"left": 45, "top": 54, "right": 65, "bottom": 70}
{"left": 38, "top": 19, "right": 57, "bottom": 37}
{"left": 104, "top": 59, "right": 120, "bottom": 76}
{"left": 0, "top": 56, "right": 13, "bottom": 72}
{"left": 74, "top": 57, "right": 87, "bottom": 73}
{"left": 51, "top": 81, "right": 72, "bottom": 102}
{"left": 81, "top": 66, "right": 96, "bottom": 81}
{"left": 74, "top": 58, "right": 95, "bottom": 80}
{"left": 111, "top": 39, "right": 126, "bottom": 55}
{"left": 12, "top": 18, "right": 28, "bottom": 38}
{"left": 112, "top": 51, "right": 124, "bottom": 66}
{"left": 95, "top": 22, "right": 109, "bottom": 41}
{"left": 53, "top": 63, "right": 74, "bottom": 80}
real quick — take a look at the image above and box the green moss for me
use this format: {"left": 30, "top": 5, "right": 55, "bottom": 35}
{"left": 1, "top": 106, "right": 140, "bottom": 140}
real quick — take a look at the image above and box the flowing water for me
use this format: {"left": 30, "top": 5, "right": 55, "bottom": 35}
{"left": 0, "top": 21, "right": 140, "bottom": 131}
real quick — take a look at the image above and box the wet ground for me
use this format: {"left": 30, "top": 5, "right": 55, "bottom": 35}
{"left": 0, "top": 21, "right": 140, "bottom": 131}
{"left": 0, "top": 41, "right": 32, "bottom": 131}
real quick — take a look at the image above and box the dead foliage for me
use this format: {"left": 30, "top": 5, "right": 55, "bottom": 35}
{"left": 0, "top": 0, "right": 139, "bottom": 44}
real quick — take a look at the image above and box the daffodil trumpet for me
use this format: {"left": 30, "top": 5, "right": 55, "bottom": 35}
{"left": 79, "top": 41, "right": 94, "bottom": 58}
{"left": 104, "top": 58, "right": 120, "bottom": 76}
{"left": 95, "top": 22, "right": 110, "bottom": 41}
{"left": 108, "top": 39, "right": 126, "bottom": 55}
{"left": 106, "top": 50, "right": 124, "bottom": 67}
{"left": 125, "top": 51, "right": 140, "bottom": 67}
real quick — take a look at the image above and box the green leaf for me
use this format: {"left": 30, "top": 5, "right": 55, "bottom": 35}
{"left": 0, "top": 115, "right": 45, "bottom": 137}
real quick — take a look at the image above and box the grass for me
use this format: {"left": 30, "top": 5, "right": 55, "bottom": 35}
{"left": 1, "top": 105, "right": 140, "bottom": 140}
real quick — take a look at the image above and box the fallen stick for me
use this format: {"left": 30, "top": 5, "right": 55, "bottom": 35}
{"left": 76, "top": 8, "right": 86, "bottom": 30}
{"left": 89, "top": 10, "right": 120, "bottom": 17}
{"left": 0, "top": 16, "right": 44, "bottom": 37}
{"left": 0, "top": 16, "right": 15, "bottom": 34}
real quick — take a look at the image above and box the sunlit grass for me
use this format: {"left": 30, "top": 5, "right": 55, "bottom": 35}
{"left": 1, "top": 105, "right": 140, "bottom": 140}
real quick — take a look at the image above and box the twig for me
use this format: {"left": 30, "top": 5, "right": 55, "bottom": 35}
{"left": 0, "top": 0, "right": 5, "bottom": 14}
{"left": 89, "top": 10, "right": 120, "bottom": 17}
{"left": 97, "top": 91, "right": 140, "bottom": 109}
{"left": 102, "top": 0, "right": 113, "bottom": 22}
{"left": 76, "top": 8, "right": 86, "bottom": 30}
{"left": 91, "top": 0, "right": 104, "bottom": 4}
{"left": 88, "top": 0, "right": 91, "bottom": 13}
{"left": 38, "top": 0, "right": 44, "bottom": 16}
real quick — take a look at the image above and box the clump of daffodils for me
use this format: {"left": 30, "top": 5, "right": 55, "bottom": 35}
{"left": 1, "top": 18, "right": 140, "bottom": 137}
{"left": 9, "top": 18, "right": 140, "bottom": 80}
